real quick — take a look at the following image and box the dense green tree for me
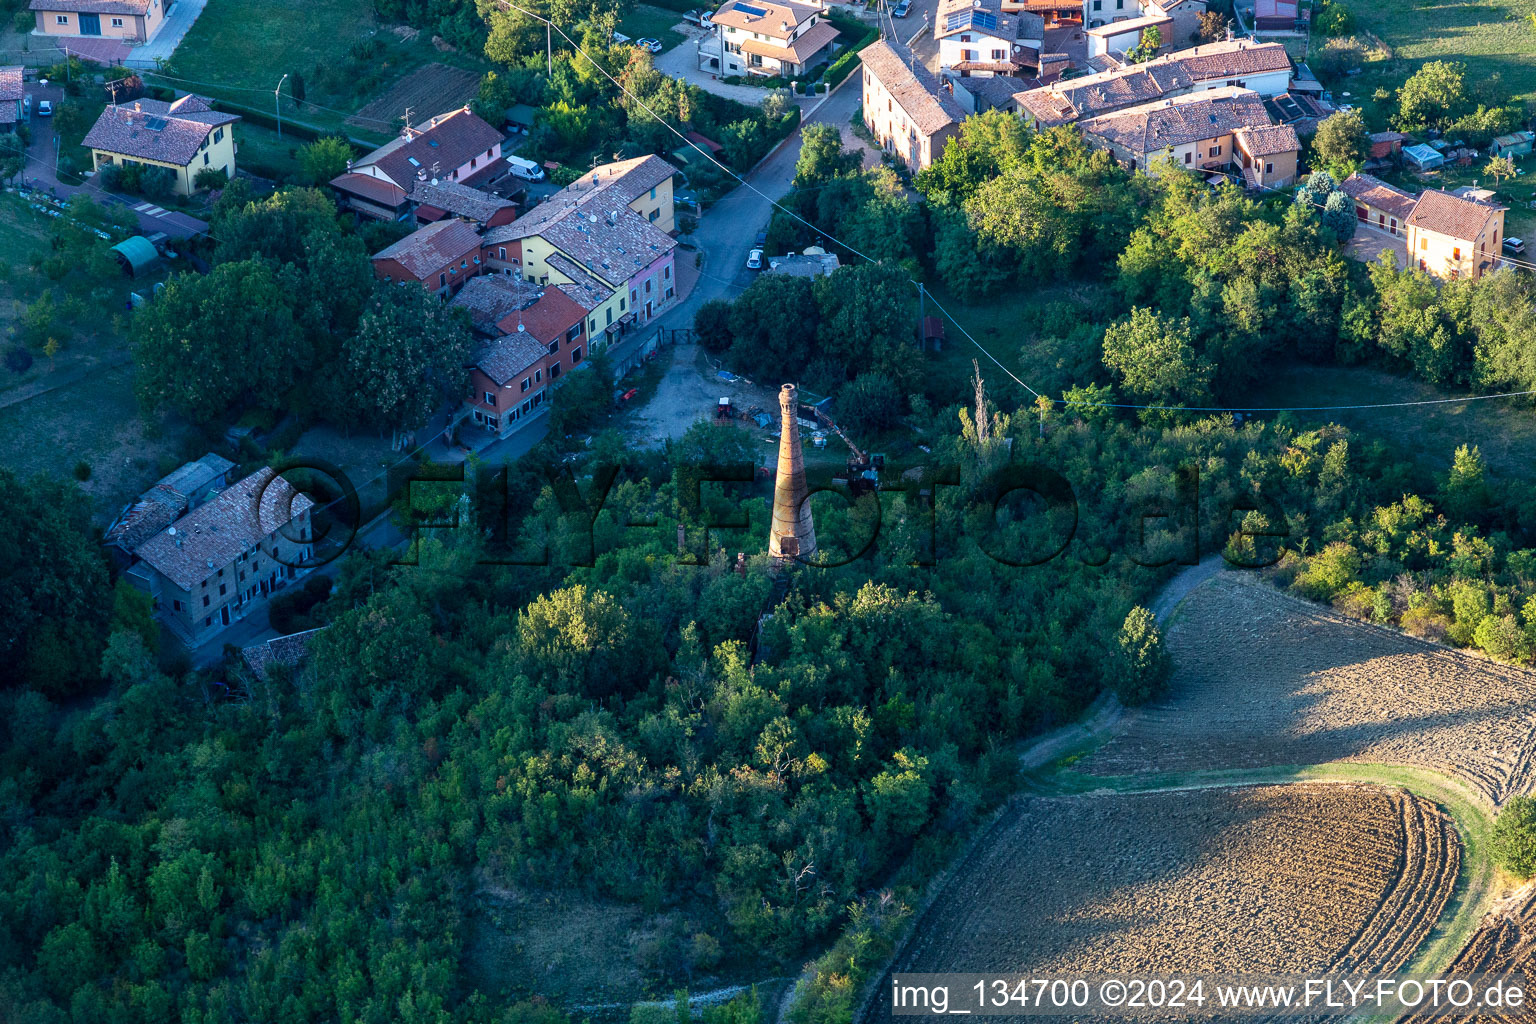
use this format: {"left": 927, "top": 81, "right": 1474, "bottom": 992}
{"left": 1112, "top": 606, "right": 1169, "bottom": 704}
{"left": 337, "top": 283, "right": 474, "bottom": 431}
{"left": 1101, "top": 306, "right": 1212, "bottom": 410}
{"left": 0, "top": 469, "right": 110, "bottom": 693}
{"left": 297, "top": 135, "right": 355, "bottom": 186}
{"left": 1493, "top": 796, "right": 1536, "bottom": 877}
{"left": 1395, "top": 60, "right": 1472, "bottom": 131}
{"left": 1311, "top": 109, "right": 1368, "bottom": 179}
{"left": 130, "top": 260, "right": 303, "bottom": 422}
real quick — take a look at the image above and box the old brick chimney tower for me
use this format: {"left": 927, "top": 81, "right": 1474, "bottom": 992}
{"left": 768, "top": 383, "right": 816, "bottom": 562}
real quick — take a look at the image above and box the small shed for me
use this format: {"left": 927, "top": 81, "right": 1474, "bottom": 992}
{"left": 1403, "top": 143, "right": 1444, "bottom": 171}
{"left": 1368, "top": 131, "right": 1408, "bottom": 160}
{"left": 111, "top": 235, "right": 161, "bottom": 277}
{"left": 1491, "top": 131, "right": 1534, "bottom": 158}
{"left": 921, "top": 315, "right": 945, "bottom": 351}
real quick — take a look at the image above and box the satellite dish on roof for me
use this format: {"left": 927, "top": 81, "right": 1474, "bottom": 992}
{"left": 168, "top": 527, "right": 176, "bottom": 535}
{"left": 517, "top": 323, "right": 526, "bottom": 332}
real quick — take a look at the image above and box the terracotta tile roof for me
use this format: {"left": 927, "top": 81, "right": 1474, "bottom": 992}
{"left": 710, "top": 0, "right": 824, "bottom": 33}
{"left": 356, "top": 107, "right": 505, "bottom": 190}
{"left": 1233, "top": 122, "right": 1298, "bottom": 156}
{"left": 546, "top": 253, "right": 613, "bottom": 310}
{"left": 1338, "top": 172, "right": 1415, "bottom": 220}
{"left": 242, "top": 627, "right": 327, "bottom": 681}
{"left": 567, "top": 154, "right": 677, "bottom": 209}
{"left": 860, "top": 39, "right": 966, "bottom": 137}
{"left": 1080, "top": 87, "right": 1271, "bottom": 155}
{"left": 450, "top": 274, "right": 543, "bottom": 334}
{"left": 957, "top": 72, "right": 1034, "bottom": 111}
{"left": 0, "top": 67, "right": 22, "bottom": 125}
{"left": 371, "top": 219, "right": 483, "bottom": 279}
{"left": 411, "top": 178, "right": 515, "bottom": 223}
{"left": 0, "top": 66, "right": 22, "bottom": 102}
{"left": 1369, "top": 130, "right": 1410, "bottom": 143}
{"left": 1407, "top": 189, "right": 1506, "bottom": 242}
{"left": 474, "top": 332, "right": 553, "bottom": 386}
{"left": 1174, "top": 39, "right": 1291, "bottom": 80}
{"left": 329, "top": 171, "right": 409, "bottom": 207}
{"left": 30, "top": 0, "right": 148, "bottom": 12}
{"left": 494, "top": 285, "right": 584, "bottom": 342}
{"left": 136, "top": 468, "right": 314, "bottom": 591}
{"left": 82, "top": 96, "right": 239, "bottom": 165}
{"left": 1255, "top": 0, "right": 1297, "bottom": 16}
{"left": 739, "top": 19, "right": 839, "bottom": 63}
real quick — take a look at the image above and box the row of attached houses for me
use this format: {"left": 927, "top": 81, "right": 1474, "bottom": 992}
{"left": 1075, "top": 85, "right": 1298, "bottom": 185}
{"left": 861, "top": 35, "right": 1296, "bottom": 177}
{"left": 450, "top": 276, "right": 591, "bottom": 439}
{"left": 699, "top": 0, "right": 840, "bottom": 79}
{"left": 351, "top": 137, "right": 682, "bottom": 442}
{"left": 116, "top": 462, "right": 316, "bottom": 648}
{"left": 1339, "top": 173, "right": 1510, "bottom": 281}
{"left": 81, "top": 95, "right": 240, "bottom": 195}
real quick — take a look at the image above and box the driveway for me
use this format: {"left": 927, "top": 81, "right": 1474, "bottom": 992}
{"left": 654, "top": 24, "right": 787, "bottom": 105}
{"left": 127, "top": 0, "right": 207, "bottom": 65}
{"left": 1347, "top": 223, "right": 1408, "bottom": 269}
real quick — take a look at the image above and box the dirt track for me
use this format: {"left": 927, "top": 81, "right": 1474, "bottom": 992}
{"left": 873, "top": 785, "right": 1457, "bottom": 1022}
{"left": 1079, "top": 574, "right": 1536, "bottom": 806}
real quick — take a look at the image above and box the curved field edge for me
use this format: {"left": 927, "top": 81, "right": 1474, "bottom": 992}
{"left": 1025, "top": 763, "right": 1497, "bottom": 983}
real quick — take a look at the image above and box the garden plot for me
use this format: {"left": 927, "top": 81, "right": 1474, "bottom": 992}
{"left": 1078, "top": 575, "right": 1536, "bottom": 805}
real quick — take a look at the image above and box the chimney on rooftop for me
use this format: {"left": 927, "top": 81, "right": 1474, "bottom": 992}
{"left": 133, "top": 100, "right": 141, "bottom": 112}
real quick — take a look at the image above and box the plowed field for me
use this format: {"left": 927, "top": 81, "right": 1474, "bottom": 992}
{"left": 873, "top": 785, "right": 1459, "bottom": 1022}
{"left": 1077, "top": 576, "right": 1536, "bottom": 805}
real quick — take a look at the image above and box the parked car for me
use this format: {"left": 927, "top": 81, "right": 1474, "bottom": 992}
{"left": 637, "top": 37, "right": 663, "bottom": 52}
{"left": 37, "top": 99, "right": 52, "bottom": 117}
{"left": 1504, "top": 237, "right": 1526, "bottom": 257}
{"left": 746, "top": 248, "right": 763, "bottom": 269}
{"left": 684, "top": 8, "right": 713, "bottom": 25}
{"left": 893, "top": 0, "right": 911, "bottom": 16}
{"left": 754, "top": 229, "right": 767, "bottom": 247}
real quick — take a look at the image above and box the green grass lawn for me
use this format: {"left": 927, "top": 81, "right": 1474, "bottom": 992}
{"left": 167, "top": 0, "right": 490, "bottom": 144}
{"left": 232, "top": 119, "right": 308, "bottom": 181}
{"left": 617, "top": 4, "right": 688, "bottom": 49}
{"left": 921, "top": 281, "right": 1114, "bottom": 411}
{"left": 1332, "top": 0, "right": 1536, "bottom": 105}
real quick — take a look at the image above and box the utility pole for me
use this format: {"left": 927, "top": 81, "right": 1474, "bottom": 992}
{"left": 914, "top": 282, "right": 922, "bottom": 347}
{"left": 547, "top": 22, "right": 553, "bottom": 75}
{"left": 274, "top": 72, "right": 288, "bottom": 140}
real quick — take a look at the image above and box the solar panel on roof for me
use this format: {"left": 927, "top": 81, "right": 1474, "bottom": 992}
{"left": 732, "top": 2, "right": 769, "bottom": 15}
{"left": 145, "top": 117, "right": 168, "bottom": 131}
{"left": 973, "top": 10, "right": 997, "bottom": 29}
{"left": 944, "top": 10, "right": 964, "bottom": 29}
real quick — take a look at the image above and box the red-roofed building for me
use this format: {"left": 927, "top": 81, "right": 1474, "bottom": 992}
{"left": 371, "top": 219, "right": 487, "bottom": 296}
{"left": 1253, "top": 0, "right": 1298, "bottom": 30}
{"left": 460, "top": 284, "right": 589, "bottom": 438}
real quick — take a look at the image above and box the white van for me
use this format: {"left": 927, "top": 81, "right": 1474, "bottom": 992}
{"left": 507, "top": 155, "right": 546, "bottom": 181}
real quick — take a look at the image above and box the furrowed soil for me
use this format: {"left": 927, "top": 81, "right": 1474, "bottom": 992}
{"left": 874, "top": 785, "right": 1458, "bottom": 1022}
{"left": 1402, "top": 883, "right": 1536, "bottom": 1024}
{"left": 1076, "top": 574, "right": 1536, "bottom": 805}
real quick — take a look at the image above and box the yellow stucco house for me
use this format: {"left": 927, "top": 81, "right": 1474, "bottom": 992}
{"left": 482, "top": 155, "right": 681, "bottom": 353}
{"left": 82, "top": 95, "right": 239, "bottom": 195}
{"left": 1405, "top": 187, "right": 1509, "bottom": 280}
{"left": 30, "top": 0, "right": 168, "bottom": 43}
